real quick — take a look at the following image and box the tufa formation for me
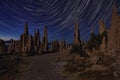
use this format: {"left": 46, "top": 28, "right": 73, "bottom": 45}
{"left": 0, "top": 22, "right": 49, "bottom": 54}
{"left": 107, "top": 6, "right": 120, "bottom": 52}
{"left": 74, "top": 20, "right": 81, "bottom": 46}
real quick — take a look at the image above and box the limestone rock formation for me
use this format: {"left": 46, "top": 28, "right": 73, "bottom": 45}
{"left": 8, "top": 39, "right": 15, "bottom": 53}
{"left": 98, "top": 20, "right": 108, "bottom": 52}
{"left": 41, "top": 26, "right": 48, "bottom": 51}
{"left": 51, "top": 40, "right": 59, "bottom": 52}
{"left": 107, "top": 6, "right": 120, "bottom": 52}
{"left": 59, "top": 37, "right": 66, "bottom": 52}
{"left": 14, "top": 40, "right": 21, "bottom": 53}
{"left": 25, "top": 35, "right": 33, "bottom": 52}
{"left": 24, "top": 22, "right": 29, "bottom": 36}
{"left": 20, "top": 22, "right": 29, "bottom": 53}
{"left": 7, "top": 39, "right": 21, "bottom": 54}
{"left": 0, "top": 22, "right": 47, "bottom": 54}
{"left": 33, "top": 30, "right": 41, "bottom": 52}
{"left": 74, "top": 20, "right": 81, "bottom": 46}
{"left": 20, "top": 22, "right": 42, "bottom": 53}
{"left": 100, "top": 36, "right": 107, "bottom": 52}
{"left": 99, "top": 20, "right": 106, "bottom": 34}
{"left": 36, "top": 30, "right": 41, "bottom": 51}
{"left": 0, "top": 39, "right": 5, "bottom": 53}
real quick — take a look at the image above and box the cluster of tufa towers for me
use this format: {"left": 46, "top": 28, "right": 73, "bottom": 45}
{"left": 20, "top": 22, "right": 48, "bottom": 53}
{"left": 0, "top": 6, "right": 120, "bottom": 54}
{"left": 73, "top": 6, "right": 120, "bottom": 53}
{"left": 107, "top": 6, "right": 120, "bottom": 52}
{"left": 7, "top": 22, "right": 48, "bottom": 54}
{"left": 0, "top": 22, "right": 67, "bottom": 54}
{"left": 100, "top": 6, "right": 120, "bottom": 53}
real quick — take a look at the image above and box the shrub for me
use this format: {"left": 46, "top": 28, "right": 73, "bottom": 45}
{"left": 71, "top": 44, "right": 87, "bottom": 57}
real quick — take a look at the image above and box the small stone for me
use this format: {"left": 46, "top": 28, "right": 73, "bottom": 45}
{"left": 113, "top": 71, "right": 119, "bottom": 77}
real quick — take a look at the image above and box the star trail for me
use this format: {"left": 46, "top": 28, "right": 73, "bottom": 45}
{"left": 0, "top": 0, "right": 120, "bottom": 43}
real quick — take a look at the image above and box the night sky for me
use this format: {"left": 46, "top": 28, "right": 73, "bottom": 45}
{"left": 0, "top": 0, "right": 120, "bottom": 43}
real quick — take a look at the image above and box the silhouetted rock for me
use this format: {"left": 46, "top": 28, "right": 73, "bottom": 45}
{"left": 8, "top": 39, "right": 15, "bottom": 53}
{"left": 20, "top": 22, "right": 29, "bottom": 53}
{"left": 51, "top": 40, "right": 59, "bottom": 52}
{"left": 74, "top": 20, "right": 81, "bottom": 46}
{"left": 100, "top": 36, "right": 107, "bottom": 52}
{"left": 0, "top": 39, "right": 6, "bottom": 53}
{"left": 59, "top": 37, "right": 67, "bottom": 52}
{"left": 98, "top": 20, "right": 108, "bottom": 52}
{"left": 19, "top": 22, "right": 41, "bottom": 53}
{"left": 41, "top": 26, "right": 48, "bottom": 52}
{"left": 33, "top": 29, "right": 41, "bottom": 52}
{"left": 26, "top": 35, "right": 34, "bottom": 52}
{"left": 107, "top": 6, "right": 120, "bottom": 52}
{"left": 24, "top": 22, "right": 29, "bottom": 37}
{"left": 99, "top": 20, "right": 106, "bottom": 34}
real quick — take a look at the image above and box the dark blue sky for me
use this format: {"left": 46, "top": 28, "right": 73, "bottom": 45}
{"left": 0, "top": 0, "right": 120, "bottom": 43}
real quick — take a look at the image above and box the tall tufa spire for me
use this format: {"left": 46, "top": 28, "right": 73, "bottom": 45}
{"left": 24, "top": 22, "right": 29, "bottom": 36}
{"left": 36, "top": 29, "right": 40, "bottom": 46}
{"left": 43, "top": 26, "right": 48, "bottom": 51}
{"left": 74, "top": 19, "right": 81, "bottom": 46}
{"left": 37, "top": 29, "right": 40, "bottom": 40}
{"left": 99, "top": 20, "right": 106, "bottom": 34}
{"left": 44, "top": 26, "right": 48, "bottom": 39}
{"left": 107, "top": 6, "right": 120, "bottom": 52}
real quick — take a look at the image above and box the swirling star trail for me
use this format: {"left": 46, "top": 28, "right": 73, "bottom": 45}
{"left": 0, "top": 0, "right": 120, "bottom": 43}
